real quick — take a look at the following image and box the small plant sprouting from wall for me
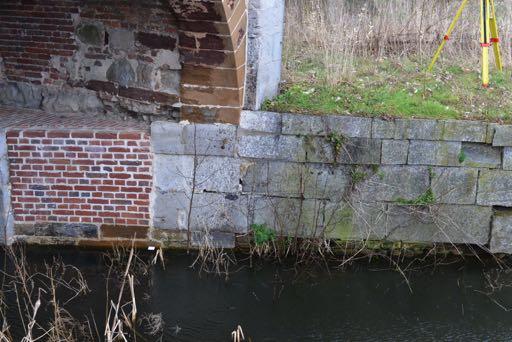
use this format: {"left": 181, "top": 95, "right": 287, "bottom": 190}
{"left": 350, "top": 168, "right": 368, "bottom": 185}
{"left": 251, "top": 223, "right": 276, "bottom": 246}
{"left": 396, "top": 188, "right": 435, "bottom": 206}
{"left": 458, "top": 150, "right": 467, "bottom": 164}
{"left": 326, "top": 132, "right": 345, "bottom": 158}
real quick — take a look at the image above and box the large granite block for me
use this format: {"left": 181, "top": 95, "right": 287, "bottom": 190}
{"left": 355, "top": 166, "right": 430, "bottom": 202}
{"left": 303, "top": 164, "right": 352, "bottom": 200}
{"left": 240, "top": 110, "right": 282, "bottom": 133}
{"left": 441, "top": 120, "right": 487, "bottom": 142}
{"left": 152, "top": 191, "right": 248, "bottom": 233}
{"left": 242, "top": 160, "right": 301, "bottom": 197}
{"left": 460, "top": 143, "right": 501, "bottom": 169}
{"left": 394, "top": 119, "right": 444, "bottom": 140}
{"left": 305, "top": 137, "right": 381, "bottom": 164}
{"left": 154, "top": 155, "right": 241, "bottom": 194}
{"left": 477, "top": 170, "right": 512, "bottom": 206}
{"left": 408, "top": 140, "right": 461, "bottom": 166}
{"left": 250, "top": 196, "right": 324, "bottom": 237}
{"left": 282, "top": 113, "right": 371, "bottom": 138}
{"left": 381, "top": 140, "right": 408, "bottom": 165}
{"left": 238, "top": 135, "right": 305, "bottom": 161}
{"left": 351, "top": 204, "right": 491, "bottom": 244}
{"left": 152, "top": 121, "right": 236, "bottom": 156}
{"left": 431, "top": 167, "right": 478, "bottom": 204}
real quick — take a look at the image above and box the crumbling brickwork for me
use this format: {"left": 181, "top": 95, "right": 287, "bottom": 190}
{"left": 0, "top": 0, "right": 250, "bottom": 124}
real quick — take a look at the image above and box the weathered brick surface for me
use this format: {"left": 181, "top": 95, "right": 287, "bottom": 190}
{"left": 7, "top": 129, "right": 152, "bottom": 227}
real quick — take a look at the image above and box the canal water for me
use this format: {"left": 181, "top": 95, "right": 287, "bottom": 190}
{"left": 2, "top": 247, "right": 512, "bottom": 341}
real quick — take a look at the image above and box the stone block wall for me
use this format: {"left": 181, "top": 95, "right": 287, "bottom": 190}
{"left": 150, "top": 111, "right": 512, "bottom": 253}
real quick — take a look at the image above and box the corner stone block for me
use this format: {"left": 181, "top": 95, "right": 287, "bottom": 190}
{"left": 394, "top": 119, "right": 444, "bottom": 140}
{"left": 431, "top": 167, "right": 478, "bottom": 204}
{"left": 155, "top": 155, "right": 241, "bottom": 194}
{"left": 240, "top": 111, "right": 282, "bottom": 133}
{"left": 154, "top": 155, "right": 194, "bottom": 193}
{"left": 152, "top": 192, "right": 248, "bottom": 233}
{"left": 490, "top": 211, "right": 512, "bottom": 254}
{"left": 238, "top": 135, "right": 305, "bottom": 161}
{"left": 250, "top": 196, "right": 324, "bottom": 237}
{"left": 441, "top": 120, "right": 487, "bottom": 142}
{"left": 151, "top": 121, "right": 236, "bottom": 156}
{"left": 152, "top": 192, "right": 190, "bottom": 230}
{"left": 477, "top": 170, "right": 512, "bottom": 206}
{"left": 355, "top": 166, "right": 430, "bottom": 202}
{"left": 381, "top": 140, "right": 408, "bottom": 165}
{"left": 460, "top": 143, "right": 501, "bottom": 169}
{"left": 492, "top": 125, "right": 512, "bottom": 146}
{"left": 408, "top": 140, "right": 461, "bottom": 166}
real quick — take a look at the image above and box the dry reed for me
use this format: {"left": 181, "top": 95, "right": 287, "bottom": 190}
{"left": 284, "top": 0, "right": 512, "bottom": 83}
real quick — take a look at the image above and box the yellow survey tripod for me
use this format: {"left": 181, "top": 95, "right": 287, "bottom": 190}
{"left": 428, "top": 0, "right": 503, "bottom": 87}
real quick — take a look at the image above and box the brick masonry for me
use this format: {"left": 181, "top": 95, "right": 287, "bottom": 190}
{"left": 0, "top": 107, "right": 152, "bottom": 244}
{"left": 0, "top": 0, "right": 253, "bottom": 124}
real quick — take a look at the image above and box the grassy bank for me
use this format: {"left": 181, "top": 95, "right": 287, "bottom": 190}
{"left": 264, "top": 57, "right": 512, "bottom": 121}
{"left": 266, "top": 0, "right": 512, "bottom": 122}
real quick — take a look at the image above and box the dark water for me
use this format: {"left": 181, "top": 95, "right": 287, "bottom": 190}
{"left": 3, "top": 247, "right": 512, "bottom": 341}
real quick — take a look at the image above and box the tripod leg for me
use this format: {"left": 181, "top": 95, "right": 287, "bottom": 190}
{"left": 489, "top": 0, "right": 503, "bottom": 71}
{"left": 481, "top": 0, "right": 490, "bottom": 87}
{"left": 428, "top": 0, "right": 469, "bottom": 72}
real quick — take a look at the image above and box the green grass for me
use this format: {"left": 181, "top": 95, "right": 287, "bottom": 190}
{"left": 264, "top": 57, "right": 512, "bottom": 122}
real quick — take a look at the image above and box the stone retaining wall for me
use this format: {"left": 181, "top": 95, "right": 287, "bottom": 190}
{"left": 150, "top": 111, "right": 512, "bottom": 253}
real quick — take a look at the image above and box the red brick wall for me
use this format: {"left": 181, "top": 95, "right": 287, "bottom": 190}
{"left": 0, "top": 0, "right": 78, "bottom": 84}
{"left": 7, "top": 129, "right": 152, "bottom": 227}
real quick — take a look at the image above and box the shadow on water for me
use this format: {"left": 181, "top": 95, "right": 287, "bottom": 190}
{"left": 2, "top": 246, "right": 512, "bottom": 341}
